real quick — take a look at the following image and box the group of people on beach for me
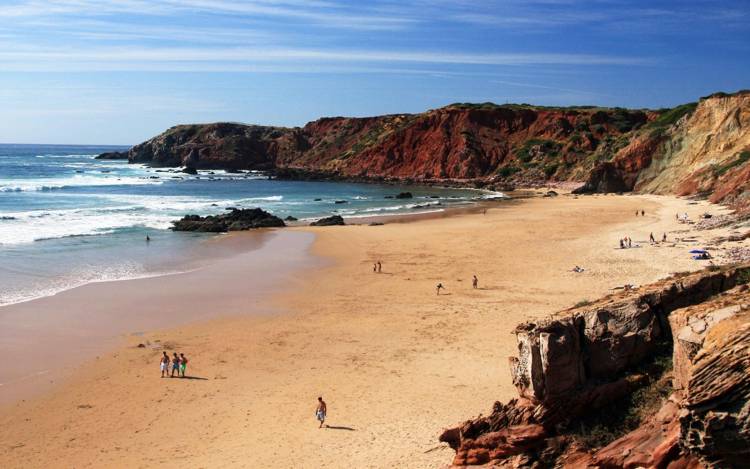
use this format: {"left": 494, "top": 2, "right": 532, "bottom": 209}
{"left": 620, "top": 232, "right": 669, "bottom": 249}
{"left": 160, "top": 351, "right": 188, "bottom": 378}
{"left": 649, "top": 232, "right": 668, "bottom": 244}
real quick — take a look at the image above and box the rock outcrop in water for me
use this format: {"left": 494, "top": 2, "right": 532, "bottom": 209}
{"left": 171, "top": 208, "right": 285, "bottom": 232}
{"left": 115, "top": 90, "right": 750, "bottom": 210}
{"left": 94, "top": 151, "right": 128, "bottom": 160}
{"left": 439, "top": 264, "right": 750, "bottom": 468}
{"left": 309, "top": 215, "right": 345, "bottom": 226}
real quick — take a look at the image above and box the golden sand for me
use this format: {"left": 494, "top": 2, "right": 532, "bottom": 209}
{"left": 0, "top": 193, "right": 740, "bottom": 468}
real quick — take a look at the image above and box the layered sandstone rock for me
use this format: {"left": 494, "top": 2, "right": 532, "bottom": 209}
{"left": 440, "top": 265, "right": 750, "bottom": 468}
{"left": 577, "top": 91, "right": 750, "bottom": 210}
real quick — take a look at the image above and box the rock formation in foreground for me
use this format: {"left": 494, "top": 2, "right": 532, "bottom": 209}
{"left": 171, "top": 208, "right": 285, "bottom": 232}
{"left": 439, "top": 264, "right": 750, "bottom": 468}
{"left": 101, "top": 90, "right": 750, "bottom": 210}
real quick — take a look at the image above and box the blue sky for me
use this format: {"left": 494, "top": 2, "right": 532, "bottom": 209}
{"left": 0, "top": 0, "right": 747, "bottom": 144}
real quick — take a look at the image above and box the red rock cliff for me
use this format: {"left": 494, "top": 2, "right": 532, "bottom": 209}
{"left": 121, "top": 90, "right": 750, "bottom": 208}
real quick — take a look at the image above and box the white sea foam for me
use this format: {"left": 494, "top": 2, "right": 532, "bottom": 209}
{"left": 0, "top": 193, "right": 289, "bottom": 245}
{"left": 0, "top": 207, "right": 176, "bottom": 245}
{"left": 480, "top": 191, "right": 509, "bottom": 200}
{"left": 0, "top": 262, "right": 186, "bottom": 307}
{"left": 0, "top": 174, "right": 161, "bottom": 192}
{"left": 34, "top": 153, "right": 98, "bottom": 159}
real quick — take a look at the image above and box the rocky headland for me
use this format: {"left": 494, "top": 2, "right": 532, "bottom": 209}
{"left": 105, "top": 90, "right": 749, "bottom": 210}
{"left": 439, "top": 264, "right": 750, "bottom": 468}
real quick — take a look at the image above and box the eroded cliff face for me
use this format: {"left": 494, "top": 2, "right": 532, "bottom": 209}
{"left": 439, "top": 265, "right": 750, "bottom": 468}
{"left": 123, "top": 105, "right": 648, "bottom": 183}
{"left": 121, "top": 91, "right": 750, "bottom": 208}
{"left": 577, "top": 91, "right": 750, "bottom": 209}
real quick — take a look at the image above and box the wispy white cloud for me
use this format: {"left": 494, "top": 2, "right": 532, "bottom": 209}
{"left": 0, "top": 0, "right": 416, "bottom": 30}
{"left": 0, "top": 43, "right": 647, "bottom": 72}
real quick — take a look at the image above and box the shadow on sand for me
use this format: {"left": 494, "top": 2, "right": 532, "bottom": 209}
{"left": 325, "top": 425, "right": 356, "bottom": 431}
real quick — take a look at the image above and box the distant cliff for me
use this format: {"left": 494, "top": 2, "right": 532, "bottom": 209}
{"left": 112, "top": 90, "right": 750, "bottom": 208}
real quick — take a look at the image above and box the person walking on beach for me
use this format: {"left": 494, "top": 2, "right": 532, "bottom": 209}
{"left": 627, "top": 237, "right": 632, "bottom": 248}
{"left": 171, "top": 352, "right": 180, "bottom": 378}
{"left": 649, "top": 232, "right": 655, "bottom": 243}
{"left": 373, "top": 263, "right": 377, "bottom": 273}
{"left": 316, "top": 397, "right": 327, "bottom": 428}
{"left": 472, "top": 275, "right": 478, "bottom": 289}
{"left": 377, "top": 261, "right": 382, "bottom": 273}
{"left": 160, "top": 351, "right": 170, "bottom": 378}
{"left": 641, "top": 210, "right": 645, "bottom": 216}
{"left": 436, "top": 283, "right": 445, "bottom": 295}
{"left": 662, "top": 233, "right": 667, "bottom": 242}
{"left": 179, "top": 353, "right": 188, "bottom": 378}
{"left": 619, "top": 239, "right": 625, "bottom": 249}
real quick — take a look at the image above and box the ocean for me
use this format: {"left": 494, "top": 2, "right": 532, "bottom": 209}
{"left": 0, "top": 144, "right": 496, "bottom": 306}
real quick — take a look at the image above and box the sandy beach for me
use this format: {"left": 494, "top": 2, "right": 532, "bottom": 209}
{"left": 0, "top": 193, "right": 742, "bottom": 468}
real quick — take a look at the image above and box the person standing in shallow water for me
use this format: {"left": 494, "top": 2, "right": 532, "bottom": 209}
{"left": 316, "top": 397, "right": 327, "bottom": 428}
{"left": 171, "top": 352, "right": 180, "bottom": 378}
{"left": 160, "top": 351, "right": 170, "bottom": 378}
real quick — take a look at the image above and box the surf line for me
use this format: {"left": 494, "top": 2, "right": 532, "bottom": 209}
{"left": 0, "top": 369, "right": 52, "bottom": 387}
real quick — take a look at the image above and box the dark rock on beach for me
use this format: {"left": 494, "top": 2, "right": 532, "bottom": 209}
{"left": 182, "top": 166, "right": 198, "bottom": 175}
{"left": 172, "top": 208, "right": 285, "bottom": 232}
{"left": 395, "top": 192, "right": 413, "bottom": 199}
{"left": 284, "top": 216, "right": 298, "bottom": 221}
{"left": 310, "top": 215, "right": 345, "bottom": 226}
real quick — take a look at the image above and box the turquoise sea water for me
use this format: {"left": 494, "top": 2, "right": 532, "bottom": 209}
{"left": 0, "top": 144, "right": 497, "bottom": 306}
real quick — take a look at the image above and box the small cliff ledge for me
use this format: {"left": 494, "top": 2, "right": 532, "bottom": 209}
{"left": 439, "top": 264, "right": 750, "bottom": 468}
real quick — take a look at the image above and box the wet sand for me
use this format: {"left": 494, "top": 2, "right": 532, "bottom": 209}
{"left": 0, "top": 193, "right": 744, "bottom": 468}
{"left": 0, "top": 230, "right": 318, "bottom": 404}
